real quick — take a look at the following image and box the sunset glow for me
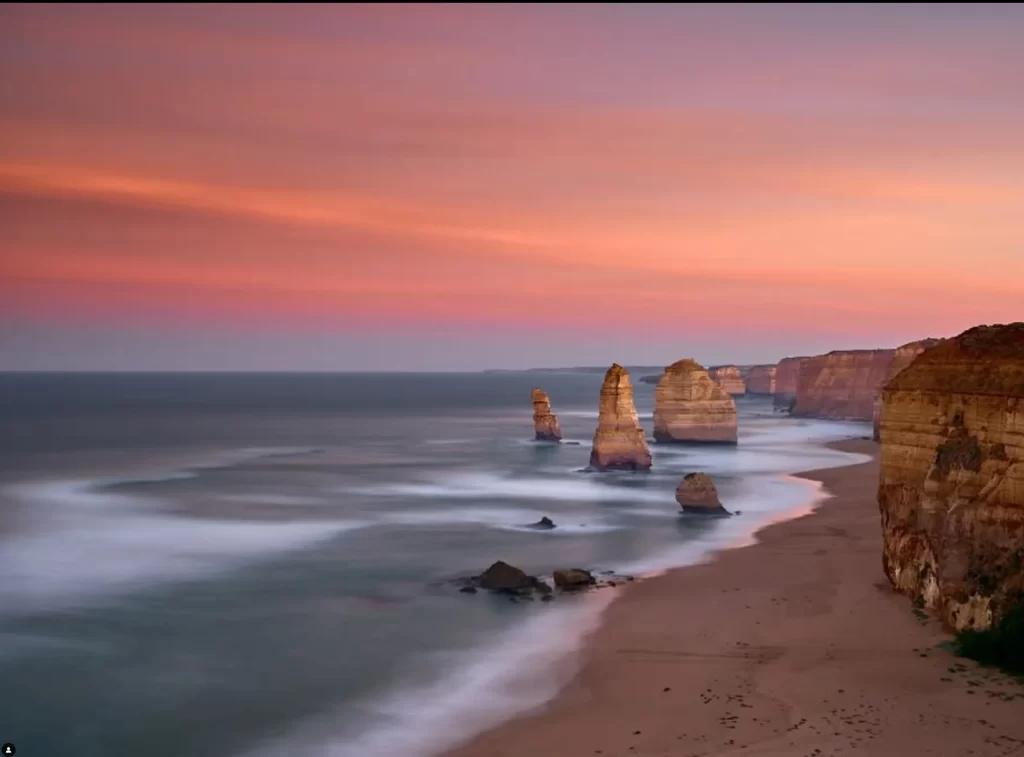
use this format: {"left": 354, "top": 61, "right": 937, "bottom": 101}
{"left": 3, "top": 3, "right": 1023, "bottom": 369}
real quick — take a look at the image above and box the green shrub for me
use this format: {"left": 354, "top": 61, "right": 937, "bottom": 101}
{"left": 954, "top": 603, "right": 1024, "bottom": 675}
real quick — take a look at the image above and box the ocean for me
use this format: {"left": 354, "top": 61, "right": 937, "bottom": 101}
{"left": 0, "top": 372, "right": 872, "bottom": 757}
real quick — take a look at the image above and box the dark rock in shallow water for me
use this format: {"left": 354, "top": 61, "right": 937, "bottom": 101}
{"left": 459, "top": 586, "right": 477, "bottom": 594}
{"left": 565, "top": 441, "right": 582, "bottom": 446}
{"left": 478, "top": 561, "right": 533, "bottom": 591}
{"left": 554, "top": 568, "right": 595, "bottom": 590}
{"left": 526, "top": 516, "right": 557, "bottom": 530}
{"left": 675, "top": 472, "right": 731, "bottom": 516}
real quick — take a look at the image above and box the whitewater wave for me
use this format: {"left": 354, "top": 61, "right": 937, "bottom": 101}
{"left": 242, "top": 592, "right": 617, "bottom": 757}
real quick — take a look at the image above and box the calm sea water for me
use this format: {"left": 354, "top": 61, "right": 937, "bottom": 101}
{"left": 0, "top": 372, "right": 872, "bottom": 757}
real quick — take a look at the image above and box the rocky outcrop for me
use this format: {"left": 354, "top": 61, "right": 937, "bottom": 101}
{"left": 553, "top": 568, "right": 595, "bottom": 590}
{"left": 773, "top": 356, "right": 810, "bottom": 410}
{"left": 525, "top": 516, "right": 556, "bottom": 530}
{"left": 791, "top": 349, "right": 896, "bottom": 420}
{"left": 531, "top": 388, "right": 562, "bottom": 442}
{"left": 653, "top": 360, "right": 738, "bottom": 444}
{"left": 676, "top": 472, "right": 730, "bottom": 515}
{"left": 872, "top": 339, "right": 944, "bottom": 441}
{"left": 709, "top": 365, "right": 746, "bottom": 396}
{"left": 746, "top": 365, "right": 777, "bottom": 395}
{"left": 590, "top": 364, "right": 653, "bottom": 471}
{"left": 878, "top": 323, "right": 1024, "bottom": 631}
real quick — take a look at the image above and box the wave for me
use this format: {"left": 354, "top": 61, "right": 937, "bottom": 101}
{"left": 382, "top": 507, "right": 623, "bottom": 534}
{"left": 242, "top": 592, "right": 617, "bottom": 757}
{"left": 344, "top": 471, "right": 669, "bottom": 504}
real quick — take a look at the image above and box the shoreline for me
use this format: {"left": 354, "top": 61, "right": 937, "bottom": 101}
{"left": 445, "top": 438, "right": 1024, "bottom": 757}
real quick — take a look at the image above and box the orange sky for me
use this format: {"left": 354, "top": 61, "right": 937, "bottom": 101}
{"left": 2, "top": 4, "right": 1023, "bottom": 369}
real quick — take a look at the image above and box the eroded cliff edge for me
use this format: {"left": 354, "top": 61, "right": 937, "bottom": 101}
{"left": 878, "top": 323, "right": 1024, "bottom": 631}
{"left": 653, "top": 359, "right": 738, "bottom": 444}
{"left": 773, "top": 356, "right": 809, "bottom": 410}
{"left": 590, "top": 364, "right": 652, "bottom": 471}
{"left": 745, "top": 364, "right": 777, "bottom": 395}
{"left": 791, "top": 349, "right": 895, "bottom": 420}
{"left": 871, "top": 339, "right": 943, "bottom": 441}
{"left": 708, "top": 365, "right": 746, "bottom": 396}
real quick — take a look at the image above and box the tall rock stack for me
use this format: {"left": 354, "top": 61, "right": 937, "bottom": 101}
{"left": 531, "top": 388, "right": 562, "bottom": 442}
{"left": 791, "top": 349, "right": 895, "bottom": 420}
{"left": 871, "top": 339, "right": 943, "bottom": 441}
{"left": 773, "top": 356, "right": 810, "bottom": 410}
{"left": 745, "top": 365, "right": 777, "bottom": 395}
{"left": 589, "top": 364, "right": 652, "bottom": 471}
{"left": 878, "top": 323, "right": 1024, "bottom": 631}
{"left": 653, "top": 360, "right": 738, "bottom": 444}
{"left": 708, "top": 365, "right": 746, "bottom": 396}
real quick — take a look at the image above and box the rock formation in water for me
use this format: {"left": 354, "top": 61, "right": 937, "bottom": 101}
{"left": 653, "top": 360, "right": 738, "bottom": 444}
{"left": 553, "top": 568, "right": 595, "bottom": 590}
{"left": 791, "top": 349, "right": 896, "bottom": 420}
{"left": 708, "top": 365, "right": 747, "bottom": 396}
{"left": 531, "top": 387, "right": 562, "bottom": 442}
{"left": 773, "top": 356, "right": 810, "bottom": 410}
{"left": 745, "top": 364, "right": 777, "bottom": 396}
{"left": 872, "top": 339, "right": 944, "bottom": 441}
{"left": 676, "top": 472, "right": 730, "bottom": 515}
{"left": 878, "top": 323, "right": 1024, "bottom": 631}
{"left": 589, "top": 364, "right": 653, "bottom": 471}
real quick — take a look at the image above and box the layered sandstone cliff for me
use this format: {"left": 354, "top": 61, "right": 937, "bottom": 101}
{"left": 878, "top": 323, "right": 1024, "bottom": 631}
{"left": 708, "top": 365, "right": 746, "bottom": 396}
{"left": 773, "top": 356, "right": 810, "bottom": 410}
{"left": 745, "top": 364, "right": 777, "bottom": 395}
{"left": 871, "top": 339, "right": 943, "bottom": 441}
{"left": 791, "top": 349, "right": 895, "bottom": 420}
{"left": 653, "top": 360, "right": 738, "bottom": 444}
{"left": 590, "top": 364, "right": 652, "bottom": 471}
{"left": 531, "top": 387, "right": 562, "bottom": 442}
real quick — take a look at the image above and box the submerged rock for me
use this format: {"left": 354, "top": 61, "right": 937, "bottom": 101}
{"left": 554, "top": 568, "right": 595, "bottom": 590}
{"left": 477, "top": 560, "right": 534, "bottom": 591}
{"left": 532, "top": 387, "right": 562, "bottom": 442}
{"left": 589, "top": 364, "right": 652, "bottom": 471}
{"left": 676, "top": 472, "right": 730, "bottom": 515}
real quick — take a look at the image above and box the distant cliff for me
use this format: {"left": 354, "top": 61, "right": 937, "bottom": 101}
{"left": 745, "top": 364, "right": 777, "bottom": 395}
{"left": 878, "top": 323, "right": 1024, "bottom": 631}
{"left": 773, "top": 356, "right": 810, "bottom": 410}
{"left": 708, "top": 365, "right": 746, "bottom": 396}
{"left": 790, "top": 349, "right": 895, "bottom": 420}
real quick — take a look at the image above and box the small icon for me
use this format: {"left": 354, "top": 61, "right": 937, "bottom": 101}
{"left": 2, "top": 743, "right": 14, "bottom": 755}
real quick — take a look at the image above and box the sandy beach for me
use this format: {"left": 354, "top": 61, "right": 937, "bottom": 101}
{"left": 447, "top": 439, "right": 1024, "bottom": 757}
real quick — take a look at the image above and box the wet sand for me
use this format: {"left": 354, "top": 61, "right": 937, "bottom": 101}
{"left": 446, "top": 439, "right": 1024, "bottom": 757}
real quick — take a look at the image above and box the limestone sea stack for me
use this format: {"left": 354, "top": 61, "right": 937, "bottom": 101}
{"left": 871, "top": 339, "right": 944, "bottom": 441}
{"left": 708, "top": 365, "right": 746, "bottom": 396}
{"left": 878, "top": 323, "right": 1024, "bottom": 631}
{"left": 676, "top": 472, "right": 730, "bottom": 515}
{"left": 773, "top": 356, "right": 810, "bottom": 410}
{"left": 653, "top": 360, "right": 738, "bottom": 444}
{"left": 791, "top": 349, "right": 896, "bottom": 420}
{"left": 531, "top": 387, "right": 562, "bottom": 442}
{"left": 745, "top": 364, "right": 777, "bottom": 395}
{"left": 589, "top": 364, "right": 653, "bottom": 471}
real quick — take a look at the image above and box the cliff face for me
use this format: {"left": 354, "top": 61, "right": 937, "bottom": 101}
{"left": 708, "top": 365, "right": 746, "bottom": 396}
{"left": 872, "top": 339, "right": 944, "bottom": 441}
{"left": 878, "top": 323, "right": 1024, "bottom": 631}
{"left": 791, "top": 349, "right": 895, "bottom": 420}
{"left": 746, "top": 364, "right": 777, "bottom": 395}
{"left": 590, "top": 364, "right": 653, "bottom": 471}
{"left": 773, "top": 356, "right": 810, "bottom": 410}
{"left": 653, "top": 360, "right": 738, "bottom": 444}
{"left": 531, "top": 387, "right": 562, "bottom": 442}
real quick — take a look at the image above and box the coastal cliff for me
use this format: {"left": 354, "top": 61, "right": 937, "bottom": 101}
{"left": 745, "top": 364, "right": 777, "bottom": 395}
{"left": 531, "top": 388, "right": 562, "bottom": 442}
{"left": 878, "top": 323, "right": 1024, "bottom": 631}
{"left": 871, "top": 339, "right": 943, "bottom": 441}
{"left": 653, "top": 360, "right": 738, "bottom": 444}
{"left": 708, "top": 365, "right": 746, "bottom": 396}
{"left": 773, "top": 356, "right": 810, "bottom": 410}
{"left": 791, "top": 349, "right": 895, "bottom": 420}
{"left": 590, "top": 364, "right": 652, "bottom": 471}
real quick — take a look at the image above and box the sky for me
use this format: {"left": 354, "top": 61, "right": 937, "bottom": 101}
{"left": 2, "top": 3, "right": 1023, "bottom": 371}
